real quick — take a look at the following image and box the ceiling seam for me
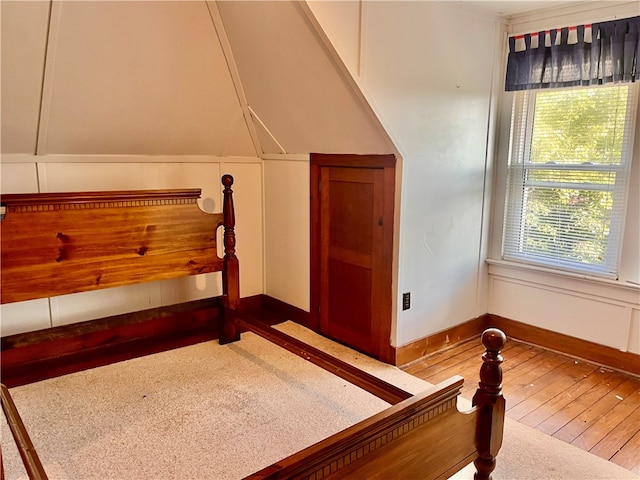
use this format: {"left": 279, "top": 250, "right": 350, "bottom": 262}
{"left": 205, "top": 0, "right": 264, "bottom": 158}
{"left": 247, "top": 106, "right": 286, "bottom": 155}
{"left": 34, "top": 0, "right": 55, "bottom": 157}
{"left": 298, "top": 1, "right": 403, "bottom": 161}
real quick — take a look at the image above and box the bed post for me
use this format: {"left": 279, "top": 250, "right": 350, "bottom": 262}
{"left": 472, "top": 328, "right": 506, "bottom": 480}
{"left": 219, "top": 174, "right": 241, "bottom": 344}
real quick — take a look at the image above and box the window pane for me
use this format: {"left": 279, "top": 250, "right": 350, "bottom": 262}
{"left": 529, "top": 87, "right": 629, "bottom": 166}
{"left": 522, "top": 187, "right": 613, "bottom": 265}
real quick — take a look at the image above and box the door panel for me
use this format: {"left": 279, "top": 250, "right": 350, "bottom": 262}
{"left": 328, "top": 169, "right": 374, "bottom": 254}
{"left": 310, "top": 154, "right": 395, "bottom": 363}
{"left": 320, "top": 167, "right": 382, "bottom": 354}
{"left": 327, "top": 259, "right": 373, "bottom": 352}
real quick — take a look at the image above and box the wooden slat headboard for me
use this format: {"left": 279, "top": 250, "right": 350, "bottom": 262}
{"left": 1, "top": 175, "right": 239, "bottom": 307}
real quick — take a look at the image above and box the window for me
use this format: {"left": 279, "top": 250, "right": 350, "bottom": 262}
{"left": 503, "top": 83, "right": 638, "bottom": 277}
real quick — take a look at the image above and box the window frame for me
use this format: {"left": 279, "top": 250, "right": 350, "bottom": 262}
{"left": 502, "top": 83, "right": 639, "bottom": 278}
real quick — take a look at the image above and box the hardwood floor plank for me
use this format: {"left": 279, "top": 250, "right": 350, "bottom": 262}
{"left": 458, "top": 344, "right": 542, "bottom": 399}
{"left": 610, "top": 431, "right": 640, "bottom": 473}
{"left": 535, "top": 369, "right": 626, "bottom": 436}
{"left": 406, "top": 337, "right": 528, "bottom": 379}
{"left": 572, "top": 391, "right": 640, "bottom": 452}
{"left": 589, "top": 405, "right": 640, "bottom": 460}
{"left": 518, "top": 366, "right": 610, "bottom": 429}
{"left": 505, "top": 354, "right": 579, "bottom": 406}
{"left": 500, "top": 350, "right": 565, "bottom": 395}
{"left": 506, "top": 360, "right": 598, "bottom": 420}
{"left": 552, "top": 379, "right": 639, "bottom": 443}
{"left": 405, "top": 338, "right": 523, "bottom": 400}
{"left": 403, "top": 341, "right": 482, "bottom": 378}
{"left": 499, "top": 342, "right": 541, "bottom": 369}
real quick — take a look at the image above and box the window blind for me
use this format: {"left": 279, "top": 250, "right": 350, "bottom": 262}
{"left": 503, "top": 83, "right": 638, "bottom": 277}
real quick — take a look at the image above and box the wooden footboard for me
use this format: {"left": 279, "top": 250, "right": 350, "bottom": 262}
{"left": 242, "top": 326, "right": 506, "bottom": 480}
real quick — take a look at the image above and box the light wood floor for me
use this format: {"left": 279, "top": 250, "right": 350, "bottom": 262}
{"left": 402, "top": 336, "right": 640, "bottom": 474}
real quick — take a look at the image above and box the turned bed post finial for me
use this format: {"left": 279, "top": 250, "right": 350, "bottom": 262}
{"left": 222, "top": 174, "right": 237, "bottom": 264}
{"left": 472, "top": 328, "right": 507, "bottom": 480}
{"left": 219, "top": 174, "right": 240, "bottom": 344}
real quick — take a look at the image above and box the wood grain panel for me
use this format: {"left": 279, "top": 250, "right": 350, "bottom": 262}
{"left": 328, "top": 170, "right": 374, "bottom": 255}
{"left": 1, "top": 189, "right": 224, "bottom": 303}
{"left": 326, "top": 259, "right": 372, "bottom": 353}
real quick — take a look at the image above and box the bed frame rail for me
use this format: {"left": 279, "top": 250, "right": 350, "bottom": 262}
{"left": 242, "top": 327, "right": 506, "bottom": 480}
{"left": 233, "top": 314, "right": 413, "bottom": 405}
{"left": 0, "top": 384, "right": 48, "bottom": 480}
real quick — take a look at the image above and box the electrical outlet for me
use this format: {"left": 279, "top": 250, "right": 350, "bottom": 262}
{"left": 402, "top": 292, "right": 410, "bottom": 310}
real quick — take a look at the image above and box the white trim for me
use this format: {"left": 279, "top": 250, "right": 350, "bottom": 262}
{"left": 259, "top": 162, "right": 268, "bottom": 298}
{"left": 247, "top": 105, "right": 287, "bottom": 155}
{"left": 488, "top": 258, "right": 639, "bottom": 352}
{"left": 261, "top": 153, "right": 310, "bottom": 163}
{"left": 36, "top": 0, "right": 62, "bottom": 155}
{"left": 359, "top": 0, "right": 369, "bottom": 83}
{"left": 490, "top": 271, "right": 634, "bottom": 309}
{"left": 1, "top": 154, "right": 37, "bottom": 163}
{"left": 217, "top": 156, "right": 262, "bottom": 164}
{"left": 36, "top": 162, "right": 47, "bottom": 192}
{"left": 205, "top": 0, "right": 262, "bottom": 158}
{"left": 487, "top": 258, "right": 640, "bottom": 297}
{"left": 47, "top": 297, "right": 55, "bottom": 329}
{"left": 502, "top": 85, "right": 637, "bottom": 279}
{"left": 619, "top": 306, "right": 633, "bottom": 353}
{"left": 508, "top": 1, "right": 639, "bottom": 36}
{"left": 1, "top": 154, "right": 261, "bottom": 164}
{"left": 356, "top": 0, "right": 363, "bottom": 77}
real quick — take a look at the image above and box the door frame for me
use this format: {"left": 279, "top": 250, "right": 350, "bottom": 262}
{"left": 310, "top": 153, "right": 396, "bottom": 363}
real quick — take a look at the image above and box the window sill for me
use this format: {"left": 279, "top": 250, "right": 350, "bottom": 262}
{"left": 486, "top": 258, "right": 640, "bottom": 305}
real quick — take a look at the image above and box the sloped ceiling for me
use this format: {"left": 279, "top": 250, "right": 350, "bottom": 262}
{"left": 1, "top": 0, "right": 394, "bottom": 157}
{"left": 216, "top": 0, "right": 394, "bottom": 154}
{"left": 1, "top": 1, "right": 50, "bottom": 154}
{"left": 2, "top": 1, "right": 257, "bottom": 156}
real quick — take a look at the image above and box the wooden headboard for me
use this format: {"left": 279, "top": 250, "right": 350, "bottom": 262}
{"left": 1, "top": 175, "right": 239, "bottom": 309}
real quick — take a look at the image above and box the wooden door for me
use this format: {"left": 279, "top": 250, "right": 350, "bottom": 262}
{"left": 310, "top": 154, "right": 395, "bottom": 363}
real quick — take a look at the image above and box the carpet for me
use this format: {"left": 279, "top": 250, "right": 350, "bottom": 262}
{"left": 2, "top": 322, "right": 637, "bottom": 480}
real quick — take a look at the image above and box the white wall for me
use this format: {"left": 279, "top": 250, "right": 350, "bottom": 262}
{"left": 216, "top": 0, "right": 395, "bottom": 156}
{"left": 310, "top": 1, "right": 504, "bottom": 346}
{"left": 262, "top": 155, "right": 311, "bottom": 310}
{"left": 487, "top": 1, "right": 640, "bottom": 354}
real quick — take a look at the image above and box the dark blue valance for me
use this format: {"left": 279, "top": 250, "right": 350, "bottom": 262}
{"left": 505, "top": 15, "right": 639, "bottom": 91}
